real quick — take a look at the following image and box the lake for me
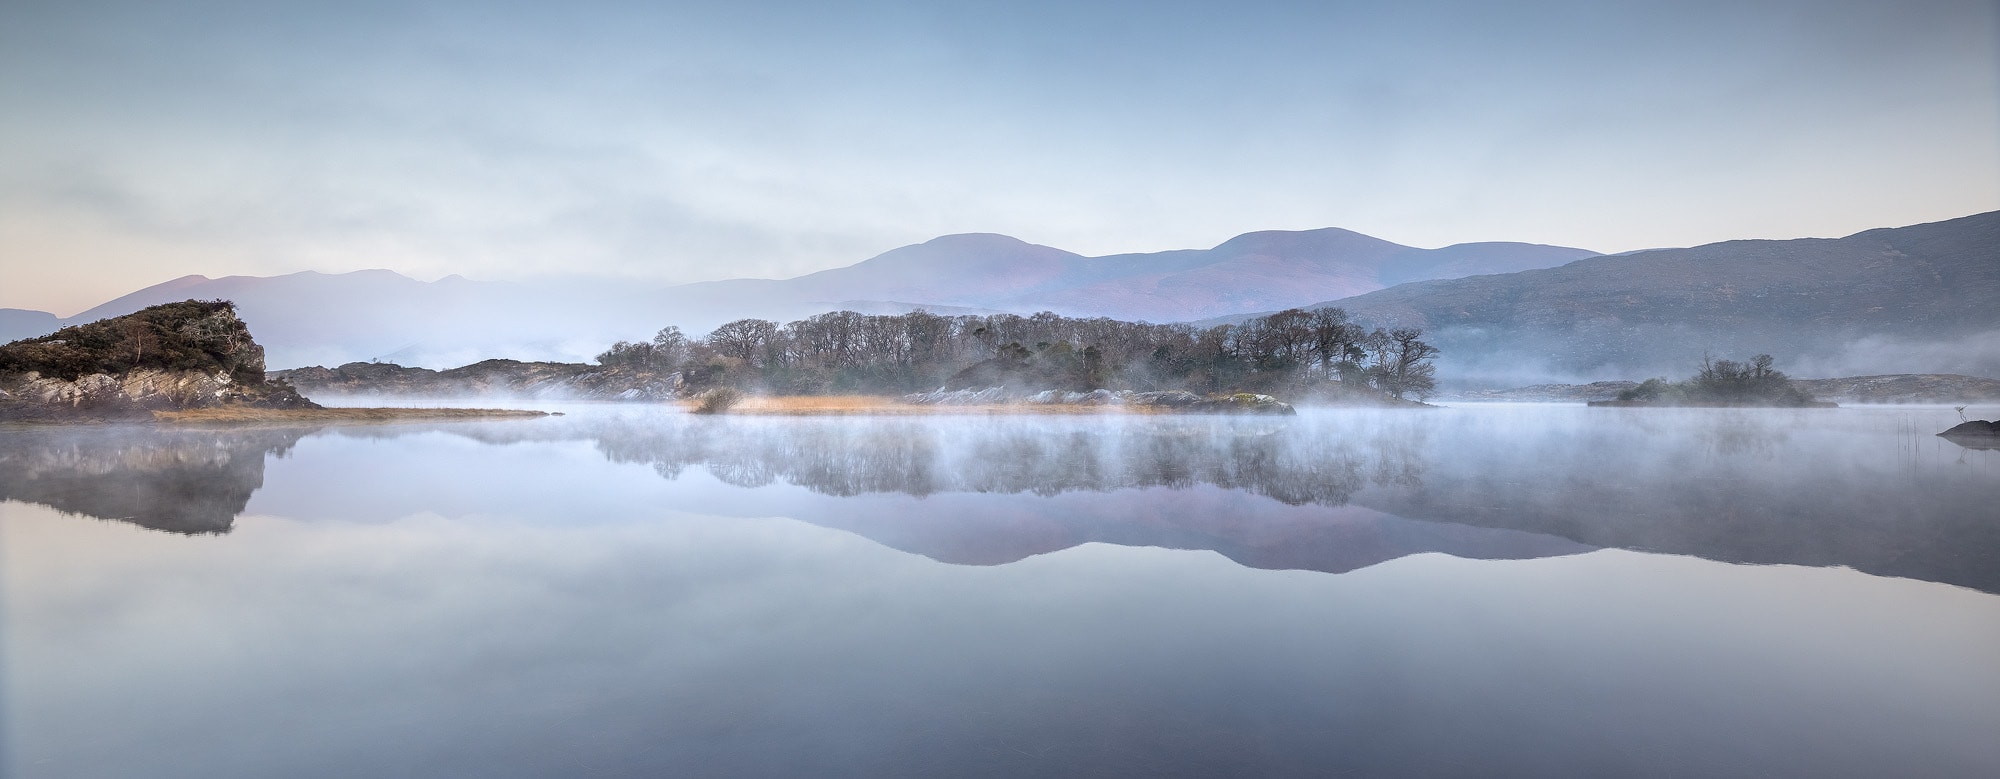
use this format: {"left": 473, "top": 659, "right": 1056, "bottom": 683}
{"left": 4, "top": 404, "right": 1998, "bottom": 778}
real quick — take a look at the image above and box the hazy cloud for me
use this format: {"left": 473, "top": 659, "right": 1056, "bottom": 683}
{"left": 3, "top": 0, "right": 1996, "bottom": 314}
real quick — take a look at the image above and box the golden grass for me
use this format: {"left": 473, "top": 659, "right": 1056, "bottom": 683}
{"left": 153, "top": 407, "right": 552, "bottom": 425}
{"left": 684, "top": 395, "right": 1172, "bottom": 416}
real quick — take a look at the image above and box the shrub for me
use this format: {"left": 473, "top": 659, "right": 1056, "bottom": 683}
{"left": 693, "top": 387, "right": 743, "bottom": 415}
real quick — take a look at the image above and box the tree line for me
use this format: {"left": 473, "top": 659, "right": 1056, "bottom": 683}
{"left": 597, "top": 308, "right": 1440, "bottom": 400}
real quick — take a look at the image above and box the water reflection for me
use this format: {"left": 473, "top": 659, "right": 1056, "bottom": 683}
{"left": 590, "top": 418, "right": 1388, "bottom": 505}
{"left": 0, "top": 425, "right": 305, "bottom": 534}
{"left": 2, "top": 407, "right": 1996, "bottom": 592}
{"left": 8, "top": 408, "right": 1998, "bottom": 779}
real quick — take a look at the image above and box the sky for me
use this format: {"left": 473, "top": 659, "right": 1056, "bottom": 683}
{"left": 2, "top": 0, "right": 1996, "bottom": 316}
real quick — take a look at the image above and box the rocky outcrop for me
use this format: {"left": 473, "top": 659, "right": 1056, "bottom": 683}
{"left": 274, "top": 359, "right": 684, "bottom": 401}
{"left": 901, "top": 387, "right": 1296, "bottom": 414}
{"left": 0, "top": 300, "right": 316, "bottom": 420}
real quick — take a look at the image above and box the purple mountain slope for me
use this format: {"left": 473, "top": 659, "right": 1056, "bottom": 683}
{"left": 704, "top": 229, "right": 1596, "bottom": 323}
{"left": 1211, "top": 210, "right": 2000, "bottom": 384}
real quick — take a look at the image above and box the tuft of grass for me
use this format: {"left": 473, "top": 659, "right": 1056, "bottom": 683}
{"left": 692, "top": 387, "right": 744, "bottom": 414}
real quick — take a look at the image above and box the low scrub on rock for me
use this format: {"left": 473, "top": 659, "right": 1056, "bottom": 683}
{"left": 1, "top": 299, "right": 266, "bottom": 382}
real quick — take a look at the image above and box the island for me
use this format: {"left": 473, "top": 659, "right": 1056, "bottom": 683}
{"left": 278, "top": 307, "right": 1442, "bottom": 414}
{"left": 1587, "top": 355, "right": 1836, "bottom": 408}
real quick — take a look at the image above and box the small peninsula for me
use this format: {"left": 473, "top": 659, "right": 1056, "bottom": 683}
{"left": 0, "top": 300, "right": 546, "bottom": 424}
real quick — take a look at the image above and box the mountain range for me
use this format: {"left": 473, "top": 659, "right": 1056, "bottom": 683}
{"left": 0, "top": 229, "right": 1594, "bottom": 369}
{"left": 4, "top": 211, "right": 1995, "bottom": 384}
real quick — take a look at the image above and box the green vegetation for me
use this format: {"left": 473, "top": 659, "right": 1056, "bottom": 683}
{"left": 0, "top": 300, "right": 266, "bottom": 382}
{"left": 596, "top": 308, "right": 1440, "bottom": 401}
{"left": 1614, "top": 354, "right": 1821, "bottom": 406}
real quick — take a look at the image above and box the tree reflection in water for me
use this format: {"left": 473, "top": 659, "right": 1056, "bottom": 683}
{"left": 592, "top": 417, "right": 1414, "bottom": 508}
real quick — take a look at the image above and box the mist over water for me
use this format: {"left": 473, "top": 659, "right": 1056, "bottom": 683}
{"left": 4, "top": 404, "right": 1998, "bottom": 777}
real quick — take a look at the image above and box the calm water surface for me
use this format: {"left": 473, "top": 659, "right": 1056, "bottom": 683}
{"left": 4, "top": 404, "right": 1998, "bottom": 778}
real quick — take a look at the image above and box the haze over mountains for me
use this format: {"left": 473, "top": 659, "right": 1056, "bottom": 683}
{"left": 5, "top": 211, "right": 1995, "bottom": 386}
{"left": 1, "top": 229, "right": 1594, "bottom": 370}
{"left": 1217, "top": 210, "right": 2000, "bottom": 385}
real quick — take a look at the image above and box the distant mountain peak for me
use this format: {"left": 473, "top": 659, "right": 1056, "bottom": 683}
{"left": 287, "top": 268, "right": 420, "bottom": 281}
{"left": 1207, "top": 226, "right": 1408, "bottom": 259}
{"left": 921, "top": 232, "right": 1035, "bottom": 246}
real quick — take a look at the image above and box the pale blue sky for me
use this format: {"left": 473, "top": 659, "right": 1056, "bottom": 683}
{"left": 3, "top": 0, "right": 1996, "bottom": 314}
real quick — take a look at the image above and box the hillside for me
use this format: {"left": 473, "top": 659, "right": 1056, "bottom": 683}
{"left": 1235, "top": 211, "right": 2000, "bottom": 385}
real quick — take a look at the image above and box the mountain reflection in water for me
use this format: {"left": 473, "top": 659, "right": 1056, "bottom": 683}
{"left": 2, "top": 406, "right": 1995, "bottom": 591}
